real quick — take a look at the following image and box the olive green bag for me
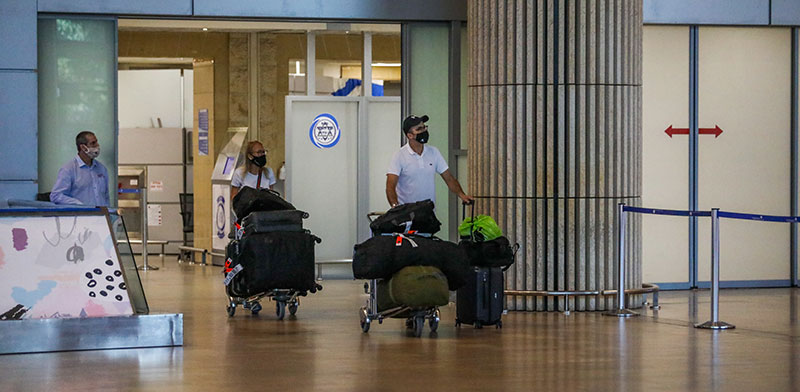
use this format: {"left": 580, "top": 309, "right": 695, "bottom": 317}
{"left": 377, "top": 266, "right": 450, "bottom": 312}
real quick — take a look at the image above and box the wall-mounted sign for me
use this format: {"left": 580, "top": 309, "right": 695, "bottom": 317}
{"left": 147, "top": 204, "right": 162, "bottom": 226}
{"left": 198, "top": 109, "right": 209, "bottom": 156}
{"left": 149, "top": 180, "right": 163, "bottom": 192}
{"left": 309, "top": 113, "right": 341, "bottom": 149}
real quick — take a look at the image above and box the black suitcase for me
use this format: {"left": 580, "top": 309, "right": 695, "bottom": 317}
{"left": 241, "top": 210, "right": 308, "bottom": 234}
{"left": 224, "top": 231, "right": 320, "bottom": 296}
{"left": 456, "top": 266, "right": 504, "bottom": 328}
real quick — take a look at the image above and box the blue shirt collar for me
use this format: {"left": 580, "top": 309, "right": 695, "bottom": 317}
{"left": 74, "top": 154, "right": 96, "bottom": 168}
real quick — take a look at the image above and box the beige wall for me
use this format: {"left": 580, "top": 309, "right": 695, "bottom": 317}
{"left": 118, "top": 31, "right": 230, "bottom": 154}
{"left": 641, "top": 26, "right": 690, "bottom": 284}
{"left": 697, "top": 27, "right": 791, "bottom": 281}
{"left": 192, "top": 60, "right": 215, "bottom": 251}
{"left": 641, "top": 26, "right": 794, "bottom": 284}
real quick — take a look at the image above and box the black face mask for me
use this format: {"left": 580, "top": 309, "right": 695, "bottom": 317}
{"left": 250, "top": 155, "right": 267, "bottom": 167}
{"left": 416, "top": 130, "right": 430, "bottom": 144}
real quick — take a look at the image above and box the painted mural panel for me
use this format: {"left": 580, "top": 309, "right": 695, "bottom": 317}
{"left": 0, "top": 213, "right": 134, "bottom": 319}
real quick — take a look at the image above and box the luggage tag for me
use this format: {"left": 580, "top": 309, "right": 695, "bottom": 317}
{"left": 223, "top": 264, "right": 244, "bottom": 286}
{"left": 394, "top": 233, "right": 418, "bottom": 247}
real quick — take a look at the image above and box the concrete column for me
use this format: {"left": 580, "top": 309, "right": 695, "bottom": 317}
{"left": 468, "top": 0, "right": 643, "bottom": 311}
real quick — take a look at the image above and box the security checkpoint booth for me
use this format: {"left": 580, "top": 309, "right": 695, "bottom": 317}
{"left": 210, "top": 128, "right": 248, "bottom": 266}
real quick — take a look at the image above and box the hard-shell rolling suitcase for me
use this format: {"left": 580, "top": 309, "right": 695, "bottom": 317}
{"left": 241, "top": 210, "right": 308, "bottom": 234}
{"left": 456, "top": 266, "right": 504, "bottom": 328}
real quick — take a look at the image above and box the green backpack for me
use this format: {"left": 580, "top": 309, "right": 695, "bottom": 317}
{"left": 458, "top": 214, "right": 503, "bottom": 242}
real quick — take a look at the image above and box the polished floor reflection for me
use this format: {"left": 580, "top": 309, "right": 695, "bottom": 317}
{"left": 1, "top": 261, "right": 799, "bottom": 391}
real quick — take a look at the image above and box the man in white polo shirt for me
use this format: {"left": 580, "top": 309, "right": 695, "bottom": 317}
{"left": 386, "top": 114, "right": 473, "bottom": 207}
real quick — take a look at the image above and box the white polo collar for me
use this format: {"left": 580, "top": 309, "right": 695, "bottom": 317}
{"left": 403, "top": 143, "right": 425, "bottom": 156}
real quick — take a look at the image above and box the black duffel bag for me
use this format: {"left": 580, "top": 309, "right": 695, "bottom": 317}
{"left": 225, "top": 231, "right": 321, "bottom": 294}
{"left": 352, "top": 234, "right": 468, "bottom": 290}
{"left": 370, "top": 200, "right": 441, "bottom": 235}
{"left": 242, "top": 210, "right": 309, "bottom": 234}
{"left": 232, "top": 187, "right": 296, "bottom": 222}
{"left": 459, "top": 236, "right": 517, "bottom": 268}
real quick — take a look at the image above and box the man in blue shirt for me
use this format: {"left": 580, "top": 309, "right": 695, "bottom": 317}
{"left": 50, "top": 131, "right": 110, "bottom": 207}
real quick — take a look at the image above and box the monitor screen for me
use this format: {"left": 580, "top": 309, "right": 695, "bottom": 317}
{"left": 222, "top": 156, "right": 235, "bottom": 175}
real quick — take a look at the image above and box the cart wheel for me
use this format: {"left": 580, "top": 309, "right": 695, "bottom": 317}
{"left": 359, "top": 307, "right": 370, "bottom": 333}
{"left": 455, "top": 319, "right": 461, "bottom": 328}
{"left": 429, "top": 309, "right": 440, "bottom": 332}
{"left": 250, "top": 302, "right": 262, "bottom": 315}
{"left": 288, "top": 302, "right": 298, "bottom": 316}
{"left": 405, "top": 318, "right": 414, "bottom": 330}
{"left": 226, "top": 305, "right": 235, "bottom": 317}
{"left": 413, "top": 316, "right": 424, "bottom": 337}
{"left": 474, "top": 321, "right": 483, "bottom": 329}
{"left": 276, "top": 301, "right": 286, "bottom": 320}
{"left": 496, "top": 320, "right": 502, "bottom": 329}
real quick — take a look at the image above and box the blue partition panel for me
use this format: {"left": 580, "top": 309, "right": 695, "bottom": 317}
{"left": 644, "top": 0, "right": 769, "bottom": 25}
{"left": 193, "top": 0, "right": 466, "bottom": 21}
{"left": 0, "top": 72, "right": 37, "bottom": 181}
{"left": 772, "top": 0, "right": 800, "bottom": 26}
{"left": 0, "top": 0, "right": 37, "bottom": 70}
{"left": 38, "top": 0, "right": 191, "bottom": 16}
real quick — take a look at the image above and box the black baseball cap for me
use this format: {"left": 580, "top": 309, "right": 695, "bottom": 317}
{"left": 402, "top": 114, "right": 429, "bottom": 132}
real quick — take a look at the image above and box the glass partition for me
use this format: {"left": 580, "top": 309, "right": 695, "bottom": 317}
{"left": 38, "top": 17, "right": 118, "bottom": 205}
{"left": 109, "top": 211, "right": 149, "bottom": 314}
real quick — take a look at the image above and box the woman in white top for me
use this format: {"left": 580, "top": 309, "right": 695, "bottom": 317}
{"left": 230, "top": 140, "right": 277, "bottom": 200}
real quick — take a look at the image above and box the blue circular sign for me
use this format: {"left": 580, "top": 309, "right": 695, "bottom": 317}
{"left": 309, "top": 113, "right": 341, "bottom": 149}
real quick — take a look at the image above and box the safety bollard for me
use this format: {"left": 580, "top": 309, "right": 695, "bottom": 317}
{"left": 604, "top": 203, "right": 639, "bottom": 317}
{"left": 695, "top": 208, "right": 734, "bottom": 329}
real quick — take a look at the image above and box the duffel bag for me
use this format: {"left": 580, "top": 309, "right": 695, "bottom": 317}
{"left": 232, "top": 187, "right": 296, "bottom": 222}
{"left": 376, "top": 266, "right": 450, "bottom": 312}
{"left": 242, "top": 210, "right": 308, "bottom": 234}
{"left": 459, "top": 236, "right": 516, "bottom": 268}
{"left": 370, "top": 200, "right": 441, "bottom": 235}
{"left": 352, "top": 234, "right": 468, "bottom": 290}
{"left": 231, "top": 231, "right": 320, "bottom": 292}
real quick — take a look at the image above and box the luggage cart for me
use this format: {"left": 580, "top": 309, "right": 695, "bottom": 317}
{"left": 225, "top": 223, "right": 323, "bottom": 320}
{"left": 227, "top": 287, "right": 317, "bottom": 320}
{"left": 358, "top": 212, "right": 441, "bottom": 338}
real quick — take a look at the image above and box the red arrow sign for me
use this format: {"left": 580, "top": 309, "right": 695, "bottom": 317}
{"left": 664, "top": 125, "right": 724, "bottom": 138}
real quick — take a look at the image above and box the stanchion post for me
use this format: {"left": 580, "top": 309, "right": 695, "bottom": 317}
{"left": 695, "top": 208, "right": 733, "bottom": 329}
{"left": 604, "top": 203, "right": 638, "bottom": 317}
{"left": 137, "top": 185, "right": 158, "bottom": 271}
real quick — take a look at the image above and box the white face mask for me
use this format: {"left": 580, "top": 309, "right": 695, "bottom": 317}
{"left": 82, "top": 146, "right": 100, "bottom": 159}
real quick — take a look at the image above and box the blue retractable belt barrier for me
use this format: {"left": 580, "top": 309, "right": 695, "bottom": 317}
{"left": 622, "top": 206, "right": 712, "bottom": 217}
{"left": 0, "top": 207, "right": 102, "bottom": 213}
{"left": 118, "top": 189, "right": 141, "bottom": 194}
{"left": 717, "top": 211, "right": 800, "bottom": 223}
